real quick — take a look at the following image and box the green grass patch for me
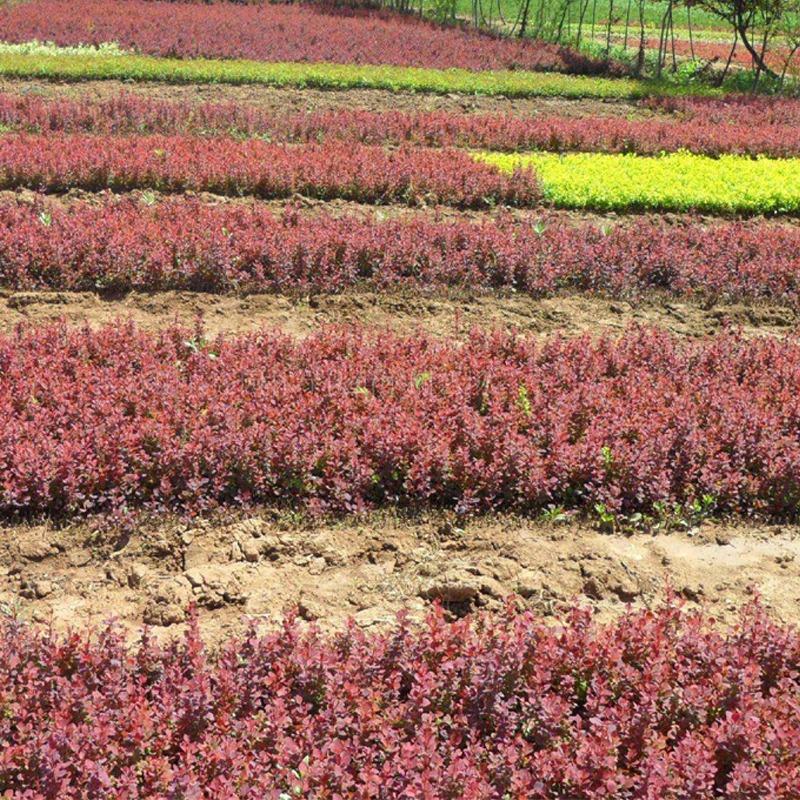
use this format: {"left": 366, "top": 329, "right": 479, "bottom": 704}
{"left": 476, "top": 150, "right": 800, "bottom": 213}
{"left": 434, "top": 0, "right": 727, "bottom": 36}
{"left": 0, "top": 50, "right": 723, "bottom": 98}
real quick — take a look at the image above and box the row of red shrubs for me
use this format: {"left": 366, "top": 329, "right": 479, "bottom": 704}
{"left": 6, "top": 91, "right": 800, "bottom": 139}
{"left": 2, "top": 91, "right": 800, "bottom": 157}
{"left": 0, "top": 0, "right": 611, "bottom": 73}
{"left": 1, "top": 601, "right": 798, "bottom": 798}
{"left": 645, "top": 93, "right": 800, "bottom": 125}
{"left": 3, "top": 199, "right": 800, "bottom": 305}
{"left": 0, "top": 134, "right": 537, "bottom": 206}
{"left": 3, "top": 323, "right": 800, "bottom": 519}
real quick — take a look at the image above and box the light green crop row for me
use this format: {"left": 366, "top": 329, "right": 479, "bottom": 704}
{"left": 0, "top": 49, "right": 722, "bottom": 98}
{"left": 476, "top": 151, "right": 800, "bottom": 214}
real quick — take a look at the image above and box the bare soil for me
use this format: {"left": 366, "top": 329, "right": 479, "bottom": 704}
{"left": 1, "top": 513, "right": 798, "bottom": 645}
{"left": 1, "top": 288, "right": 797, "bottom": 340}
{"left": 0, "top": 78, "right": 661, "bottom": 119}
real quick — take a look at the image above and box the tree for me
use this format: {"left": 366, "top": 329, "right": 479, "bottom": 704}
{"left": 686, "top": 0, "right": 788, "bottom": 78}
{"left": 777, "top": 0, "right": 800, "bottom": 81}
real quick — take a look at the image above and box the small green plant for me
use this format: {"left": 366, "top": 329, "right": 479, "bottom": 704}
{"left": 593, "top": 501, "right": 645, "bottom": 534}
{"left": 685, "top": 493, "right": 718, "bottom": 528}
{"left": 574, "top": 673, "right": 590, "bottom": 705}
{"left": 541, "top": 503, "right": 570, "bottom": 524}
{"left": 651, "top": 494, "right": 717, "bottom": 532}
{"left": 516, "top": 385, "right": 532, "bottom": 418}
{"left": 594, "top": 502, "right": 617, "bottom": 533}
{"left": 184, "top": 337, "right": 218, "bottom": 359}
{"left": 414, "top": 372, "right": 431, "bottom": 390}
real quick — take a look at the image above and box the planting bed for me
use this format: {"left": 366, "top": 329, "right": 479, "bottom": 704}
{"left": 0, "top": 0, "right": 609, "bottom": 74}
{"left": 5, "top": 322, "right": 800, "bottom": 519}
{"left": 1, "top": 597, "right": 799, "bottom": 797}
{"left": 0, "top": 77, "right": 665, "bottom": 117}
{"left": 0, "top": 51, "right": 655, "bottom": 98}
{"left": 0, "top": 134, "right": 540, "bottom": 206}
{"left": 4, "top": 90, "right": 800, "bottom": 156}
{"left": 479, "top": 150, "right": 800, "bottom": 214}
{"left": 7, "top": 132, "right": 800, "bottom": 214}
{"left": 3, "top": 198, "right": 800, "bottom": 306}
{"left": 2, "top": 1, "right": 800, "bottom": 795}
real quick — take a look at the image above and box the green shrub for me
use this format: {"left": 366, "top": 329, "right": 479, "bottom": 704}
{"left": 477, "top": 150, "right": 800, "bottom": 213}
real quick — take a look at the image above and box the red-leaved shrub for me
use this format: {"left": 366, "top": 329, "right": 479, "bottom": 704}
{"left": 3, "top": 323, "right": 800, "bottom": 518}
{"left": 0, "top": 0, "right": 612, "bottom": 73}
{"left": 0, "top": 134, "right": 537, "bottom": 207}
{"left": 2, "top": 91, "right": 800, "bottom": 157}
{"left": 1, "top": 199, "right": 800, "bottom": 305}
{"left": 1, "top": 601, "right": 799, "bottom": 797}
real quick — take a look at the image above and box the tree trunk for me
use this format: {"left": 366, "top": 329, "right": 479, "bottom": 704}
{"left": 656, "top": 5, "right": 671, "bottom": 77}
{"left": 576, "top": 0, "right": 592, "bottom": 46}
{"left": 669, "top": 5, "right": 677, "bottom": 71}
{"left": 736, "top": 18, "right": 779, "bottom": 77}
{"left": 518, "top": 0, "right": 532, "bottom": 37}
{"left": 623, "top": 0, "right": 632, "bottom": 50}
{"left": 635, "top": 0, "right": 646, "bottom": 75}
{"left": 605, "top": 0, "right": 615, "bottom": 56}
{"left": 718, "top": 29, "right": 738, "bottom": 84}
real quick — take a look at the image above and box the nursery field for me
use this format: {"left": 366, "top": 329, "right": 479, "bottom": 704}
{"left": 2, "top": 0, "right": 800, "bottom": 797}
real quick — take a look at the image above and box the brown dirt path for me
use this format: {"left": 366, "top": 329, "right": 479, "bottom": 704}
{"left": 0, "top": 288, "right": 796, "bottom": 340}
{"left": 0, "top": 77, "right": 659, "bottom": 118}
{"left": 1, "top": 514, "right": 798, "bottom": 645}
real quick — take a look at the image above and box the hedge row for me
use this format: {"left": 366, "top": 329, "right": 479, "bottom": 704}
{"left": 0, "top": 52, "right": 697, "bottom": 99}
{"left": 478, "top": 150, "right": 800, "bottom": 214}
{"left": 0, "top": 0, "right": 613, "bottom": 74}
{"left": 0, "top": 135, "right": 538, "bottom": 207}
{"left": 646, "top": 94, "right": 800, "bottom": 126}
{"left": 0, "top": 92, "right": 797, "bottom": 157}
{"left": 2, "top": 199, "right": 800, "bottom": 305}
{"left": 7, "top": 133, "right": 800, "bottom": 215}
{"left": 4, "top": 323, "right": 800, "bottom": 518}
{"left": 1, "top": 602, "right": 798, "bottom": 797}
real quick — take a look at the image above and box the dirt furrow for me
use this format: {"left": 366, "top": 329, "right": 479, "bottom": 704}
{"left": 2, "top": 513, "right": 798, "bottom": 644}
{"left": 0, "top": 77, "right": 657, "bottom": 118}
{"left": 1, "top": 288, "right": 796, "bottom": 340}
